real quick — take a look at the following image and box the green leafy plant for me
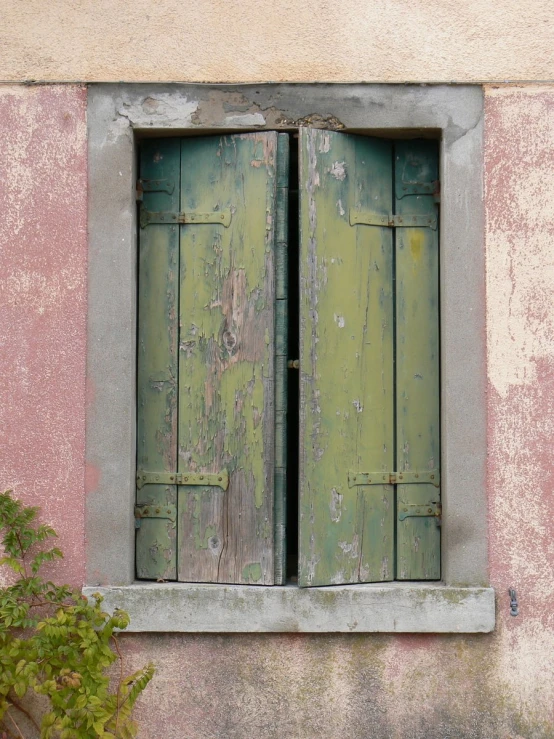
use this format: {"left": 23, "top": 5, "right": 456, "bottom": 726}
{"left": 0, "top": 490, "right": 154, "bottom": 738}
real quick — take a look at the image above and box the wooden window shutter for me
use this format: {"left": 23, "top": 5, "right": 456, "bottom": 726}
{"left": 137, "top": 133, "right": 286, "bottom": 585}
{"left": 136, "top": 138, "right": 181, "bottom": 582}
{"left": 298, "top": 129, "right": 395, "bottom": 586}
{"left": 298, "top": 129, "right": 440, "bottom": 586}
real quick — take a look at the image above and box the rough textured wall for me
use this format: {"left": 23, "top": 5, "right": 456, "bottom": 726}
{"left": 0, "top": 86, "right": 87, "bottom": 586}
{"left": 0, "top": 0, "right": 552, "bottom": 83}
{"left": 484, "top": 85, "right": 554, "bottom": 730}
{"left": 116, "top": 86, "right": 554, "bottom": 739}
{"left": 1, "top": 84, "right": 554, "bottom": 737}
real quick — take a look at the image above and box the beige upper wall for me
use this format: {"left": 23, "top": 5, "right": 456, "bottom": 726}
{"left": 1, "top": 0, "right": 552, "bottom": 83}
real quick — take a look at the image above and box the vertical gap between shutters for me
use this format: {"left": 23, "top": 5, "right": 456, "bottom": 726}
{"left": 391, "top": 143, "right": 398, "bottom": 579}
{"left": 135, "top": 149, "right": 140, "bottom": 580}
{"left": 175, "top": 142, "right": 182, "bottom": 571}
{"left": 274, "top": 133, "right": 290, "bottom": 585}
{"left": 135, "top": 147, "right": 140, "bottom": 580}
{"left": 286, "top": 135, "right": 300, "bottom": 582}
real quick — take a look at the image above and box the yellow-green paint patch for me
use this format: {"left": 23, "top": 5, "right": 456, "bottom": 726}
{"left": 242, "top": 563, "right": 263, "bottom": 582}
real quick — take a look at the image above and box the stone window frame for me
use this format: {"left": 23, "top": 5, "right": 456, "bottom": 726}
{"left": 84, "top": 83, "right": 495, "bottom": 633}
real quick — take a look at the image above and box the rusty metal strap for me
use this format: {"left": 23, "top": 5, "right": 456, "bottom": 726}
{"left": 398, "top": 503, "right": 441, "bottom": 521}
{"left": 136, "top": 470, "right": 229, "bottom": 491}
{"left": 348, "top": 470, "right": 440, "bottom": 488}
{"left": 349, "top": 210, "right": 437, "bottom": 230}
{"left": 134, "top": 503, "right": 177, "bottom": 523}
{"left": 136, "top": 178, "right": 175, "bottom": 199}
{"left": 140, "top": 207, "right": 232, "bottom": 228}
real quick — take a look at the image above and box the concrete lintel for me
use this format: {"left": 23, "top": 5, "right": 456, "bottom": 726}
{"left": 83, "top": 584, "right": 495, "bottom": 633}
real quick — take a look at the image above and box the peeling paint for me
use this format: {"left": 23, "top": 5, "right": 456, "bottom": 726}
{"left": 224, "top": 112, "right": 266, "bottom": 126}
{"left": 117, "top": 93, "right": 198, "bottom": 128}
{"left": 329, "top": 161, "right": 347, "bottom": 181}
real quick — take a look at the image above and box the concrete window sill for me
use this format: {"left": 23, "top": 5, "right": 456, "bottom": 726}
{"left": 83, "top": 583, "right": 495, "bottom": 633}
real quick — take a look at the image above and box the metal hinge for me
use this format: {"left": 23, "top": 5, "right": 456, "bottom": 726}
{"left": 398, "top": 502, "right": 441, "bottom": 521}
{"left": 140, "top": 206, "right": 232, "bottom": 229}
{"left": 134, "top": 503, "right": 177, "bottom": 528}
{"left": 396, "top": 179, "right": 440, "bottom": 200}
{"left": 136, "top": 178, "right": 175, "bottom": 201}
{"left": 136, "top": 470, "right": 229, "bottom": 491}
{"left": 349, "top": 210, "right": 437, "bottom": 230}
{"left": 348, "top": 470, "right": 440, "bottom": 488}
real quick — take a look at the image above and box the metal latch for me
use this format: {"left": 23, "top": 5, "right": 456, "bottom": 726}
{"left": 136, "top": 470, "right": 229, "bottom": 491}
{"left": 134, "top": 503, "right": 177, "bottom": 524}
{"left": 348, "top": 470, "right": 440, "bottom": 488}
{"left": 398, "top": 503, "right": 441, "bottom": 521}
{"left": 140, "top": 206, "right": 232, "bottom": 229}
{"left": 349, "top": 210, "right": 437, "bottom": 230}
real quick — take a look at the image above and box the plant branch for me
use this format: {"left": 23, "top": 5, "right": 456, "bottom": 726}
{"left": 14, "top": 533, "right": 29, "bottom": 580}
{"left": 3, "top": 710, "right": 24, "bottom": 739}
{"left": 112, "top": 634, "right": 124, "bottom": 736}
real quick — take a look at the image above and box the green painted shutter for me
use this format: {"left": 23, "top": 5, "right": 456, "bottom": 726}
{"left": 137, "top": 132, "right": 282, "bottom": 585}
{"left": 298, "top": 129, "right": 395, "bottom": 586}
{"left": 136, "top": 138, "right": 180, "bottom": 581}
{"left": 298, "top": 131, "right": 440, "bottom": 586}
{"left": 394, "top": 140, "right": 441, "bottom": 579}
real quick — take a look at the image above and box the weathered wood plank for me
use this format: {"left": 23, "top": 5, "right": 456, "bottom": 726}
{"left": 136, "top": 139, "right": 180, "bottom": 580}
{"left": 177, "top": 133, "right": 278, "bottom": 584}
{"left": 274, "top": 133, "right": 289, "bottom": 584}
{"left": 394, "top": 140, "right": 441, "bottom": 579}
{"left": 298, "top": 129, "right": 395, "bottom": 587}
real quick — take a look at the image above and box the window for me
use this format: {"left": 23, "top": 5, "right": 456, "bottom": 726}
{"left": 85, "top": 84, "right": 494, "bottom": 632}
{"left": 135, "top": 130, "right": 440, "bottom": 587}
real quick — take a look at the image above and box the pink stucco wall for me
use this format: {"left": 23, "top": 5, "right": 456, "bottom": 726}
{"left": 0, "top": 85, "right": 87, "bottom": 587}
{"left": 1, "top": 84, "right": 554, "bottom": 736}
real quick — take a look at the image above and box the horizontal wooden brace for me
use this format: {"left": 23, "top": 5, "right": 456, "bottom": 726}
{"left": 349, "top": 209, "right": 437, "bottom": 230}
{"left": 140, "top": 207, "right": 232, "bottom": 228}
{"left": 348, "top": 470, "right": 440, "bottom": 488}
{"left": 136, "top": 470, "right": 229, "bottom": 491}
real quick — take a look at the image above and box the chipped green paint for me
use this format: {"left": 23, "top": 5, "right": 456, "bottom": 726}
{"left": 395, "top": 140, "right": 441, "bottom": 579}
{"left": 298, "top": 129, "right": 395, "bottom": 587}
{"left": 177, "top": 133, "right": 278, "bottom": 584}
{"left": 242, "top": 562, "right": 263, "bottom": 582}
{"left": 136, "top": 138, "right": 180, "bottom": 581}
